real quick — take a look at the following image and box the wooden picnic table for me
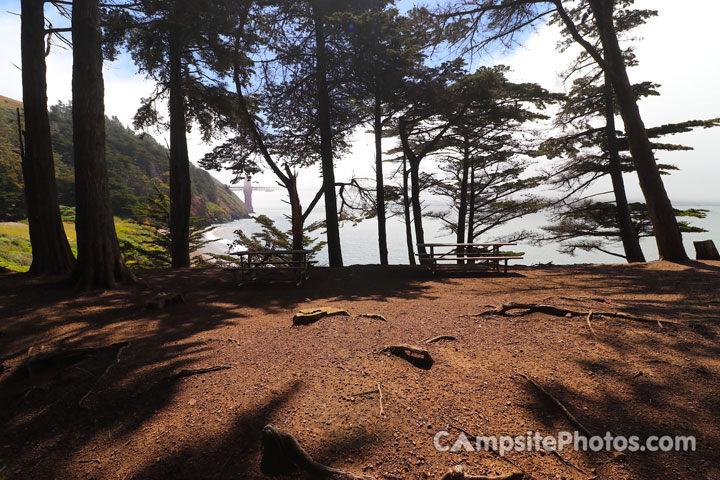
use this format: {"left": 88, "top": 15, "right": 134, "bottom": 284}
{"left": 417, "top": 242, "right": 523, "bottom": 274}
{"left": 228, "top": 249, "right": 315, "bottom": 286}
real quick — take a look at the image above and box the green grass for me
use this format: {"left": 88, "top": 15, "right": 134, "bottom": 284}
{"left": 0, "top": 218, "right": 158, "bottom": 272}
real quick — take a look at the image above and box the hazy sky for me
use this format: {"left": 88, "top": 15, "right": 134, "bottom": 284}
{"left": 1, "top": 0, "right": 718, "bottom": 205}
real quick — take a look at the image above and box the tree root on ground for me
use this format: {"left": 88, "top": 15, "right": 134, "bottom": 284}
{"left": 425, "top": 335, "right": 457, "bottom": 344}
{"left": 79, "top": 341, "right": 131, "bottom": 409}
{"left": 358, "top": 313, "right": 386, "bottom": 321}
{"left": 379, "top": 344, "right": 434, "bottom": 369}
{"left": 261, "top": 424, "right": 375, "bottom": 479}
{"left": 174, "top": 365, "right": 231, "bottom": 379}
{"left": 293, "top": 307, "right": 350, "bottom": 326}
{"left": 146, "top": 292, "right": 184, "bottom": 310}
{"left": 440, "top": 465, "right": 523, "bottom": 480}
{"left": 469, "top": 302, "right": 677, "bottom": 327}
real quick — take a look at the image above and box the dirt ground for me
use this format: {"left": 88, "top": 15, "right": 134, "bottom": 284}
{"left": 1, "top": 261, "right": 719, "bottom": 480}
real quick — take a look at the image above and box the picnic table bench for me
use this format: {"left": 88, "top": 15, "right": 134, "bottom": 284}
{"left": 417, "top": 242, "right": 523, "bottom": 274}
{"left": 228, "top": 249, "right": 316, "bottom": 286}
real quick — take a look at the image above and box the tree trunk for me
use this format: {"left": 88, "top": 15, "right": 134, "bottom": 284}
{"left": 398, "top": 118, "right": 427, "bottom": 262}
{"left": 168, "top": 23, "right": 191, "bottom": 268}
{"left": 408, "top": 159, "right": 427, "bottom": 262}
{"left": 456, "top": 134, "right": 470, "bottom": 264}
{"left": 402, "top": 153, "right": 415, "bottom": 265}
{"left": 374, "top": 93, "right": 388, "bottom": 265}
{"left": 603, "top": 73, "right": 646, "bottom": 263}
{"left": 20, "top": 0, "right": 75, "bottom": 275}
{"left": 312, "top": 6, "right": 343, "bottom": 266}
{"left": 288, "top": 176, "right": 304, "bottom": 253}
{"left": 467, "top": 164, "right": 476, "bottom": 264}
{"left": 590, "top": 0, "right": 687, "bottom": 261}
{"left": 71, "top": 0, "right": 130, "bottom": 289}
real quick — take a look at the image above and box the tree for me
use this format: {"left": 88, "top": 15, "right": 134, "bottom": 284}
{"left": 117, "top": 0, "right": 227, "bottom": 268}
{"left": 426, "top": 66, "right": 557, "bottom": 257}
{"left": 71, "top": 0, "right": 131, "bottom": 288}
{"left": 440, "top": 0, "right": 689, "bottom": 261}
{"left": 19, "top": 0, "right": 75, "bottom": 275}
{"left": 342, "top": 3, "right": 426, "bottom": 264}
{"left": 396, "top": 60, "right": 468, "bottom": 262}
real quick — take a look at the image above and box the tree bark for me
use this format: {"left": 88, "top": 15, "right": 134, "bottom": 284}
{"left": 71, "top": 0, "right": 130, "bottom": 288}
{"left": 456, "top": 134, "right": 471, "bottom": 264}
{"left": 20, "top": 0, "right": 75, "bottom": 275}
{"left": 603, "top": 73, "right": 645, "bottom": 263}
{"left": 168, "top": 23, "right": 191, "bottom": 268}
{"left": 374, "top": 93, "right": 388, "bottom": 265}
{"left": 312, "top": 5, "right": 343, "bottom": 266}
{"left": 402, "top": 153, "right": 416, "bottom": 265}
{"left": 589, "top": 0, "right": 687, "bottom": 261}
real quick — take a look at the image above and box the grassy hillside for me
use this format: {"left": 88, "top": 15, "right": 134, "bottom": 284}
{"left": 0, "top": 218, "right": 155, "bottom": 272}
{"left": 0, "top": 95, "right": 248, "bottom": 223}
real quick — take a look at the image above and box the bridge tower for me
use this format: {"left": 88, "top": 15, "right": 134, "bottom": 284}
{"left": 243, "top": 177, "right": 254, "bottom": 213}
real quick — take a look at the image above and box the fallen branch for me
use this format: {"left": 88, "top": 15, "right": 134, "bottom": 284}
{"left": 261, "top": 424, "right": 375, "bottom": 480}
{"left": 379, "top": 344, "right": 434, "bottom": 370}
{"left": 425, "top": 335, "right": 457, "bottom": 344}
{"left": 174, "top": 366, "right": 231, "bottom": 379}
{"left": 359, "top": 313, "right": 386, "bottom": 321}
{"left": 440, "top": 464, "right": 523, "bottom": 480}
{"left": 469, "top": 302, "right": 678, "bottom": 327}
{"left": 518, "top": 373, "right": 593, "bottom": 437}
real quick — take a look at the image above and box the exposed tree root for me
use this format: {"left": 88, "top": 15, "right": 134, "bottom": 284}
{"left": 379, "top": 344, "right": 434, "bottom": 370}
{"left": 146, "top": 292, "right": 184, "bottom": 310}
{"left": 358, "top": 313, "right": 386, "bottom": 321}
{"left": 440, "top": 465, "right": 523, "bottom": 480}
{"left": 586, "top": 311, "right": 596, "bottom": 337}
{"left": 293, "top": 307, "right": 350, "bottom": 326}
{"left": 174, "top": 366, "right": 231, "bottom": 379}
{"left": 79, "top": 341, "right": 131, "bottom": 409}
{"left": 261, "top": 424, "right": 375, "bottom": 479}
{"left": 425, "top": 335, "right": 457, "bottom": 344}
{"left": 518, "top": 373, "right": 593, "bottom": 437}
{"left": 470, "top": 302, "right": 677, "bottom": 327}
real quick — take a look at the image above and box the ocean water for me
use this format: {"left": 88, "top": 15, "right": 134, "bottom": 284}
{"left": 204, "top": 189, "right": 720, "bottom": 266}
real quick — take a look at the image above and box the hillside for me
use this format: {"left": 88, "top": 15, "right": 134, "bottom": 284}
{"left": 0, "top": 95, "right": 248, "bottom": 223}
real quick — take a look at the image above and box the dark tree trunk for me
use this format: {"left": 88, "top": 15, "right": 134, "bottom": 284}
{"left": 288, "top": 176, "right": 304, "bottom": 253}
{"left": 71, "top": 0, "right": 130, "bottom": 288}
{"left": 374, "top": 94, "right": 388, "bottom": 265}
{"left": 398, "top": 118, "right": 427, "bottom": 262}
{"left": 312, "top": 6, "right": 343, "bottom": 266}
{"left": 590, "top": 0, "right": 687, "bottom": 261}
{"left": 456, "top": 134, "right": 470, "bottom": 264}
{"left": 603, "top": 73, "right": 646, "bottom": 263}
{"left": 408, "top": 159, "right": 427, "bottom": 262}
{"left": 168, "top": 24, "right": 191, "bottom": 268}
{"left": 402, "top": 153, "right": 415, "bottom": 265}
{"left": 20, "top": 0, "right": 75, "bottom": 275}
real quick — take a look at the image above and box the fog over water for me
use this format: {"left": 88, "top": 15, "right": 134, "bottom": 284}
{"left": 205, "top": 189, "right": 720, "bottom": 266}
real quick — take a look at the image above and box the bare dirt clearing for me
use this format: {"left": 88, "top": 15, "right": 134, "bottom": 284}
{"left": 1, "top": 261, "right": 719, "bottom": 479}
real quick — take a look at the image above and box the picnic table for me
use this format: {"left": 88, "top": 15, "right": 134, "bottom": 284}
{"left": 417, "top": 242, "right": 523, "bottom": 274}
{"left": 228, "top": 249, "right": 316, "bottom": 286}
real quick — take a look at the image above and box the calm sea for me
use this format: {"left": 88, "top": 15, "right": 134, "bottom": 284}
{"left": 204, "top": 189, "right": 720, "bottom": 266}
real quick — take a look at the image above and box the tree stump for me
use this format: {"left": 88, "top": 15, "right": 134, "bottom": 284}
{"left": 694, "top": 240, "right": 720, "bottom": 260}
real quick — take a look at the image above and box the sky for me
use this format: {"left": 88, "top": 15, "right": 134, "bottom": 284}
{"left": 1, "top": 0, "right": 719, "bottom": 206}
